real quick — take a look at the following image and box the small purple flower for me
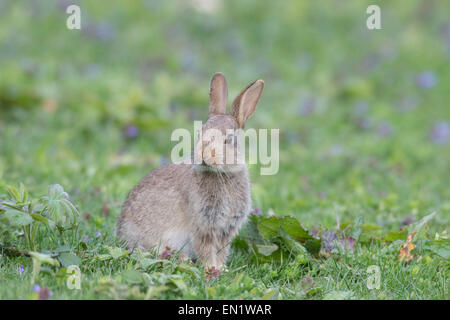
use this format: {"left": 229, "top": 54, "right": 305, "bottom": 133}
{"left": 124, "top": 125, "right": 139, "bottom": 139}
{"left": 81, "top": 235, "right": 89, "bottom": 242}
{"left": 18, "top": 265, "right": 24, "bottom": 274}
{"left": 338, "top": 236, "right": 356, "bottom": 252}
{"left": 318, "top": 192, "right": 328, "bottom": 199}
{"left": 159, "top": 156, "right": 168, "bottom": 166}
{"left": 353, "top": 101, "right": 369, "bottom": 115}
{"left": 181, "top": 49, "right": 198, "bottom": 72}
{"left": 251, "top": 208, "right": 262, "bottom": 215}
{"left": 187, "top": 110, "right": 200, "bottom": 121}
{"left": 32, "top": 285, "right": 52, "bottom": 300}
{"left": 57, "top": 0, "right": 73, "bottom": 11}
{"left": 299, "top": 96, "right": 316, "bottom": 115}
{"left": 225, "top": 37, "right": 244, "bottom": 59}
{"left": 329, "top": 144, "right": 343, "bottom": 157}
{"left": 321, "top": 231, "right": 337, "bottom": 253}
{"left": 95, "top": 231, "right": 102, "bottom": 238}
{"left": 416, "top": 71, "right": 437, "bottom": 89}
{"left": 351, "top": 103, "right": 371, "bottom": 131}
{"left": 363, "top": 54, "right": 380, "bottom": 70}
{"left": 378, "top": 121, "right": 393, "bottom": 137}
{"left": 83, "top": 22, "right": 115, "bottom": 42}
{"left": 430, "top": 122, "right": 449, "bottom": 144}
{"left": 355, "top": 118, "right": 371, "bottom": 131}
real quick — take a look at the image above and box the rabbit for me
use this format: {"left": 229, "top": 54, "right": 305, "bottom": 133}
{"left": 116, "top": 72, "right": 264, "bottom": 270}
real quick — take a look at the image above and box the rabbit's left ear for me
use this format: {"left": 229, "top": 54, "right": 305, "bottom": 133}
{"left": 209, "top": 72, "right": 228, "bottom": 115}
{"left": 230, "top": 79, "right": 264, "bottom": 128}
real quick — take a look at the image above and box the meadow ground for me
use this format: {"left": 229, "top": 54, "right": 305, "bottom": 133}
{"left": 0, "top": 1, "right": 449, "bottom": 299}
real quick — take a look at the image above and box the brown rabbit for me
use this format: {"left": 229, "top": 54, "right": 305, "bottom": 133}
{"left": 116, "top": 73, "right": 264, "bottom": 270}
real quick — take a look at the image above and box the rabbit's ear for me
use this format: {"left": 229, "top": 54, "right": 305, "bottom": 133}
{"left": 209, "top": 72, "right": 228, "bottom": 115}
{"left": 230, "top": 79, "right": 264, "bottom": 128}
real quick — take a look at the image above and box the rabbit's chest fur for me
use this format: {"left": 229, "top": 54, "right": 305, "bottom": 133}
{"left": 192, "top": 170, "right": 251, "bottom": 239}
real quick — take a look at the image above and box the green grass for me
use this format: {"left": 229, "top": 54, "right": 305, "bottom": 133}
{"left": 0, "top": 0, "right": 449, "bottom": 300}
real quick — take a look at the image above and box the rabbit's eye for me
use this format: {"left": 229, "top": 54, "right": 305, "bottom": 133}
{"left": 225, "top": 135, "right": 234, "bottom": 144}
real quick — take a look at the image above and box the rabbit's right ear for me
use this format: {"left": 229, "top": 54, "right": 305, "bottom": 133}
{"left": 209, "top": 72, "right": 228, "bottom": 115}
{"left": 230, "top": 79, "right": 264, "bottom": 128}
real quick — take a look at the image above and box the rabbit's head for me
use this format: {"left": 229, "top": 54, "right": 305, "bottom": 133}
{"left": 194, "top": 73, "right": 264, "bottom": 173}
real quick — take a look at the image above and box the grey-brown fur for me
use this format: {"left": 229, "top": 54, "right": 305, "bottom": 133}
{"left": 116, "top": 73, "right": 264, "bottom": 270}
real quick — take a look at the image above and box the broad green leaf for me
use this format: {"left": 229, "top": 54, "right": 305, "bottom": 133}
{"left": 258, "top": 216, "right": 312, "bottom": 241}
{"left": 174, "top": 263, "right": 200, "bottom": 279}
{"left": 232, "top": 238, "right": 249, "bottom": 251}
{"left": 107, "top": 246, "right": 128, "bottom": 260}
{"left": 42, "top": 184, "right": 79, "bottom": 226}
{"left": 58, "top": 252, "right": 81, "bottom": 267}
{"left": 383, "top": 229, "right": 408, "bottom": 242}
{"left": 342, "top": 221, "right": 382, "bottom": 243}
{"left": 363, "top": 224, "right": 382, "bottom": 231}
{"left": 19, "top": 183, "right": 28, "bottom": 203}
{"left": 304, "top": 239, "right": 322, "bottom": 255}
{"left": 251, "top": 244, "right": 283, "bottom": 262}
{"left": 279, "top": 229, "right": 311, "bottom": 264}
{"left": 359, "top": 224, "right": 383, "bottom": 243}
{"left": 167, "top": 275, "right": 187, "bottom": 291}
{"left": 140, "top": 258, "right": 173, "bottom": 269}
{"left": 121, "top": 269, "right": 143, "bottom": 284}
{"left": 30, "top": 213, "right": 54, "bottom": 226}
{"left": 236, "top": 215, "right": 265, "bottom": 243}
{"left": 4, "top": 209, "right": 33, "bottom": 226}
{"left": 55, "top": 245, "right": 71, "bottom": 253}
{"left": 6, "top": 186, "right": 21, "bottom": 202}
{"left": 426, "top": 240, "right": 450, "bottom": 259}
{"left": 255, "top": 244, "right": 279, "bottom": 256}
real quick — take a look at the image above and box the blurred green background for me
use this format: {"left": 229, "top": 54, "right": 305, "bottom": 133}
{"left": 0, "top": 0, "right": 449, "bottom": 231}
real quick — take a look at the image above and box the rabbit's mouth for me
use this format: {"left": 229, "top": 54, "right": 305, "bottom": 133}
{"left": 194, "top": 161, "right": 245, "bottom": 174}
{"left": 195, "top": 161, "right": 222, "bottom": 172}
